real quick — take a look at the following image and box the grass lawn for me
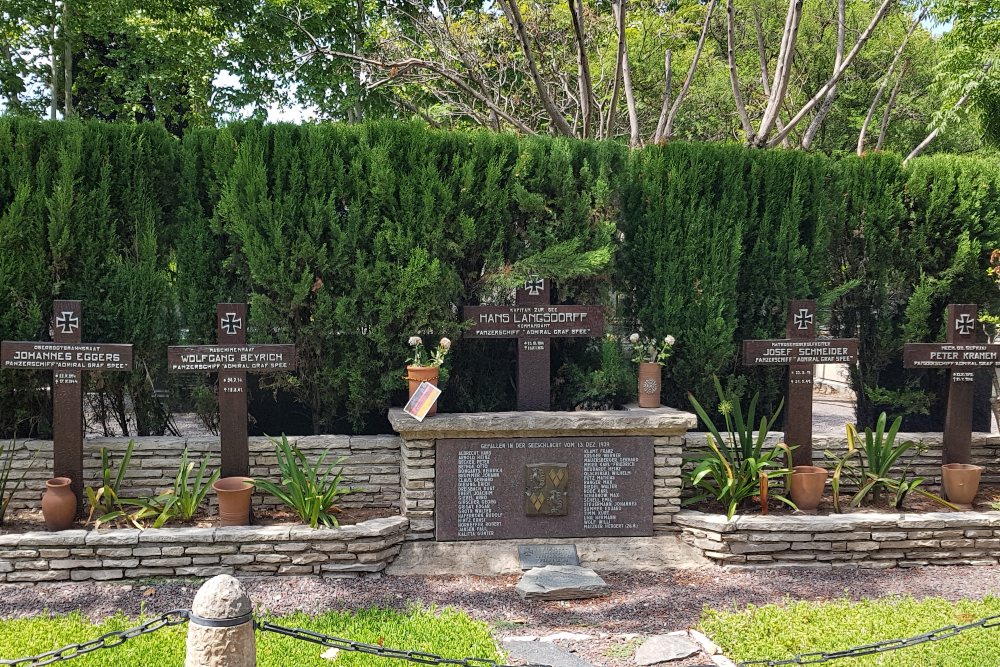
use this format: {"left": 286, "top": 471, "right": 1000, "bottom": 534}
{"left": 0, "top": 606, "right": 502, "bottom": 667}
{"left": 701, "top": 596, "right": 1000, "bottom": 667}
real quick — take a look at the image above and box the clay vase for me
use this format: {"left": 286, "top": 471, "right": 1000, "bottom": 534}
{"left": 637, "top": 362, "right": 662, "bottom": 408}
{"left": 41, "top": 477, "right": 76, "bottom": 531}
{"left": 406, "top": 365, "right": 439, "bottom": 416}
{"left": 213, "top": 477, "right": 255, "bottom": 526}
{"left": 941, "top": 463, "right": 984, "bottom": 508}
{"left": 790, "top": 466, "right": 828, "bottom": 512}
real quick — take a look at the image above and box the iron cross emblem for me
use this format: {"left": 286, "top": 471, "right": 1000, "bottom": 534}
{"left": 955, "top": 313, "right": 976, "bottom": 336}
{"left": 55, "top": 311, "right": 79, "bottom": 335}
{"left": 524, "top": 276, "right": 545, "bottom": 296}
{"left": 793, "top": 308, "right": 814, "bottom": 330}
{"left": 220, "top": 312, "right": 243, "bottom": 336}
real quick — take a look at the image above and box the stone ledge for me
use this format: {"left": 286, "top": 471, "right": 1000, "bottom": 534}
{"left": 676, "top": 510, "right": 1000, "bottom": 569}
{"left": 0, "top": 516, "right": 409, "bottom": 583}
{"left": 389, "top": 406, "right": 697, "bottom": 439}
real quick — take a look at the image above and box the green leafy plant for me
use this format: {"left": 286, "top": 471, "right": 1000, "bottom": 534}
{"left": 253, "top": 435, "right": 351, "bottom": 528}
{"left": 627, "top": 332, "right": 676, "bottom": 365}
{"left": 828, "top": 413, "right": 957, "bottom": 512}
{"left": 685, "top": 376, "right": 794, "bottom": 519}
{"left": 123, "top": 449, "right": 219, "bottom": 528}
{"left": 85, "top": 439, "right": 135, "bottom": 528}
{"left": 0, "top": 437, "right": 34, "bottom": 525}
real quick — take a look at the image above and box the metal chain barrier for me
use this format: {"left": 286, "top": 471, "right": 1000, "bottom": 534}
{"left": 736, "top": 612, "right": 1000, "bottom": 666}
{"left": 0, "top": 610, "right": 190, "bottom": 667}
{"left": 256, "top": 619, "right": 549, "bottom": 667}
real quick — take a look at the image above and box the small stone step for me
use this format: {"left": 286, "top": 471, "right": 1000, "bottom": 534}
{"left": 502, "top": 638, "right": 596, "bottom": 667}
{"left": 515, "top": 565, "right": 610, "bottom": 601}
{"left": 634, "top": 634, "right": 700, "bottom": 665}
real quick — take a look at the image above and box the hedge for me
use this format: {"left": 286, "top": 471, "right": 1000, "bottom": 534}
{"left": 0, "top": 118, "right": 998, "bottom": 436}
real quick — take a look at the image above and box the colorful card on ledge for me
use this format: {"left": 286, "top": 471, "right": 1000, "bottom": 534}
{"left": 404, "top": 381, "right": 441, "bottom": 421}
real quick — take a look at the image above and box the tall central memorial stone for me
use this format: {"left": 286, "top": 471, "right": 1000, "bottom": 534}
{"left": 390, "top": 277, "right": 697, "bottom": 542}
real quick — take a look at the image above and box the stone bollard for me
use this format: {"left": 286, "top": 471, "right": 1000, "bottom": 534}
{"left": 185, "top": 574, "right": 256, "bottom": 667}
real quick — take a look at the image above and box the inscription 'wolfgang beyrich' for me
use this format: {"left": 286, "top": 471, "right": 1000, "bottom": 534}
{"left": 167, "top": 344, "right": 296, "bottom": 372}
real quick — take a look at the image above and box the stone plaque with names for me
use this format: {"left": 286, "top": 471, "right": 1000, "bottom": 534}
{"left": 518, "top": 544, "right": 580, "bottom": 570}
{"left": 903, "top": 304, "right": 993, "bottom": 465}
{"left": 742, "top": 299, "right": 859, "bottom": 467}
{"left": 436, "top": 436, "right": 652, "bottom": 541}
{"left": 462, "top": 277, "right": 604, "bottom": 410}
{"left": 167, "top": 303, "right": 298, "bottom": 478}
{"left": 1, "top": 300, "right": 133, "bottom": 508}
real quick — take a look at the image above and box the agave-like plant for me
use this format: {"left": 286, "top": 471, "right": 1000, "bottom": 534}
{"left": 685, "top": 376, "right": 794, "bottom": 519}
{"left": 254, "top": 435, "right": 351, "bottom": 528}
{"left": 85, "top": 439, "right": 135, "bottom": 528}
{"left": 123, "top": 449, "right": 219, "bottom": 528}
{"left": 829, "top": 412, "right": 957, "bottom": 512}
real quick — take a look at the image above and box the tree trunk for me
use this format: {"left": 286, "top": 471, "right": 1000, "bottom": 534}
{"left": 857, "top": 6, "right": 925, "bottom": 155}
{"left": 606, "top": 0, "right": 627, "bottom": 138}
{"left": 728, "top": 0, "right": 753, "bottom": 141}
{"left": 620, "top": 1, "right": 640, "bottom": 147}
{"left": 498, "top": 0, "right": 575, "bottom": 136}
{"left": 49, "top": 1, "right": 58, "bottom": 120}
{"left": 766, "top": 0, "right": 894, "bottom": 148}
{"left": 652, "top": 50, "right": 672, "bottom": 144}
{"left": 0, "top": 44, "right": 24, "bottom": 113}
{"left": 664, "top": 0, "right": 717, "bottom": 140}
{"left": 874, "top": 69, "right": 904, "bottom": 151}
{"left": 568, "top": 0, "right": 596, "bottom": 138}
{"left": 754, "top": 0, "right": 804, "bottom": 146}
{"left": 62, "top": 0, "right": 72, "bottom": 118}
{"left": 800, "top": 0, "right": 844, "bottom": 149}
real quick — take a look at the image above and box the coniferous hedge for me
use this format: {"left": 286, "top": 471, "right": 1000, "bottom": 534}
{"left": 1, "top": 117, "right": 998, "bottom": 436}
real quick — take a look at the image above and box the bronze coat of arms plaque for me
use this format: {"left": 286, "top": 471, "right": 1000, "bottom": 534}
{"left": 524, "top": 463, "right": 569, "bottom": 516}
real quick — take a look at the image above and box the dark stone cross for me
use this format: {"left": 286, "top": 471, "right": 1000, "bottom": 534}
{"left": 462, "top": 277, "right": 604, "bottom": 410}
{"left": 903, "top": 304, "right": 1000, "bottom": 465}
{"left": 167, "top": 303, "right": 297, "bottom": 477}
{"left": 1, "top": 300, "right": 133, "bottom": 508}
{"left": 742, "top": 299, "right": 859, "bottom": 466}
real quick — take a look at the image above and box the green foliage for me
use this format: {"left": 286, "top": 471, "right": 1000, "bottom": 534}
{"left": 0, "top": 436, "right": 33, "bottom": 525}
{"left": 554, "top": 336, "right": 634, "bottom": 410}
{"left": 828, "top": 413, "right": 955, "bottom": 512}
{"left": 1, "top": 119, "right": 1000, "bottom": 433}
{"left": 253, "top": 435, "right": 351, "bottom": 528}
{"left": 685, "top": 376, "right": 794, "bottom": 519}
{"left": 122, "top": 449, "right": 219, "bottom": 528}
{"left": 84, "top": 439, "right": 134, "bottom": 528}
{"left": 0, "top": 606, "right": 501, "bottom": 667}
{"left": 702, "top": 596, "right": 1000, "bottom": 667}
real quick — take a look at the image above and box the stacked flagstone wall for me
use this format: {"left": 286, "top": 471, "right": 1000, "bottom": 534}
{"left": 5, "top": 435, "right": 401, "bottom": 513}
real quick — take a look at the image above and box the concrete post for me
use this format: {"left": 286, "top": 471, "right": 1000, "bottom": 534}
{"left": 185, "top": 574, "right": 256, "bottom": 667}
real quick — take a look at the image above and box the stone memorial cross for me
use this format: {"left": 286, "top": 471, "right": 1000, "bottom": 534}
{"left": 167, "top": 303, "right": 297, "bottom": 477}
{"left": 462, "top": 277, "right": 604, "bottom": 410}
{"left": 1, "top": 300, "right": 133, "bottom": 508}
{"left": 742, "top": 299, "right": 859, "bottom": 466}
{"left": 903, "top": 304, "right": 998, "bottom": 465}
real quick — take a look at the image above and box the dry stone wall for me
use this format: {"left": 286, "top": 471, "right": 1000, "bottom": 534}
{"left": 0, "top": 516, "right": 408, "bottom": 583}
{"left": 676, "top": 511, "right": 1000, "bottom": 568}
{"left": 6, "top": 435, "right": 401, "bottom": 513}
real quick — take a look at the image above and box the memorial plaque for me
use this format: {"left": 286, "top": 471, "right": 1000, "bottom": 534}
{"left": 0, "top": 300, "right": 133, "bottom": 509}
{"left": 168, "top": 303, "right": 298, "bottom": 477}
{"left": 903, "top": 304, "right": 992, "bottom": 465}
{"left": 742, "top": 299, "right": 859, "bottom": 466}
{"left": 518, "top": 544, "right": 580, "bottom": 570}
{"left": 436, "top": 436, "right": 653, "bottom": 541}
{"left": 462, "top": 277, "right": 604, "bottom": 410}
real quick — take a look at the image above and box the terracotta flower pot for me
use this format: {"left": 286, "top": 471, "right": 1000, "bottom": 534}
{"left": 790, "top": 465, "right": 828, "bottom": 512}
{"left": 406, "top": 365, "right": 439, "bottom": 416}
{"left": 637, "top": 362, "right": 662, "bottom": 408}
{"left": 941, "top": 463, "right": 983, "bottom": 508}
{"left": 213, "top": 477, "right": 255, "bottom": 526}
{"left": 41, "top": 477, "right": 76, "bottom": 531}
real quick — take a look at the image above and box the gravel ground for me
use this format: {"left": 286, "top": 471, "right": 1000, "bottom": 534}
{"left": 3, "top": 567, "right": 1000, "bottom": 666}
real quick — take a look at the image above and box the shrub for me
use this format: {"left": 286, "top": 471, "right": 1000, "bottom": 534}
{"left": 253, "top": 435, "right": 351, "bottom": 528}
